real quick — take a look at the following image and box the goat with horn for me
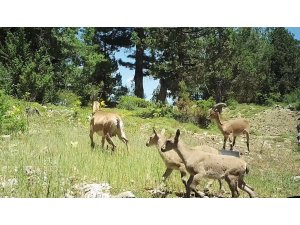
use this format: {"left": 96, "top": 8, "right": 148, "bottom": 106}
{"left": 208, "top": 103, "right": 250, "bottom": 153}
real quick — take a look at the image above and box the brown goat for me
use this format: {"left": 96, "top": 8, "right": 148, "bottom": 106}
{"left": 161, "top": 129, "right": 255, "bottom": 198}
{"left": 146, "top": 128, "right": 225, "bottom": 196}
{"left": 90, "top": 101, "right": 128, "bottom": 151}
{"left": 208, "top": 103, "right": 250, "bottom": 153}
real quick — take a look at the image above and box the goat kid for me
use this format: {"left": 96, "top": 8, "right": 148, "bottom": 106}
{"left": 90, "top": 101, "right": 128, "bottom": 152}
{"left": 146, "top": 128, "right": 225, "bottom": 196}
{"left": 161, "top": 129, "right": 255, "bottom": 198}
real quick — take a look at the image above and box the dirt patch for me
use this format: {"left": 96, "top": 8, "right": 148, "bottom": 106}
{"left": 249, "top": 106, "right": 300, "bottom": 137}
{"left": 191, "top": 107, "right": 300, "bottom": 155}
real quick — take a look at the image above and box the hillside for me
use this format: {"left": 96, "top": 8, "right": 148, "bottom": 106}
{"left": 0, "top": 103, "right": 300, "bottom": 198}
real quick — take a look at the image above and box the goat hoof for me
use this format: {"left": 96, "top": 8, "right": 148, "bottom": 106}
{"left": 184, "top": 193, "right": 191, "bottom": 198}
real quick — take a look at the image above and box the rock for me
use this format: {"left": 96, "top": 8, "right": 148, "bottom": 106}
{"left": 1, "top": 178, "right": 18, "bottom": 188}
{"left": 70, "top": 182, "right": 136, "bottom": 198}
{"left": 70, "top": 141, "right": 78, "bottom": 148}
{"left": 74, "top": 183, "right": 112, "bottom": 198}
{"left": 147, "top": 188, "right": 169, "bottom": 198}
{"left": 293, "top": 176, "right": 300, "bottom": 182}
{"left": 113, "top": 191, "right": 135, "bottom": 198}
{"left": 1, "top": 135, "right": 11, "bottom": 140}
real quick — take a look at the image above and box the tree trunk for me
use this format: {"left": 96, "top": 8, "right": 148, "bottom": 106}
{"left": 215, "top": 80, "right": 223, "bottom": 103}
{"left": 134, "top": 29, "right": 144, "bottom": 99}
{"left": 156, "top": 78, "right": 167, "bottom": 103}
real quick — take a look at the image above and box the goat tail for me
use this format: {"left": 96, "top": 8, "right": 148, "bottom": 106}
{"left": 116, "top": 118, "right": 128, "bottom": 140}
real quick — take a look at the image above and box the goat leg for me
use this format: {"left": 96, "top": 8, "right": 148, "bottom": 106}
{"left": 184, "top": 175, "right": 194, "bottom": 198}
{"left": 90, "top": 130, "right": 95, "bottom": 149}
{"left": 238, "top": 177, "right": 255, "bottom": 198}
{"left": 105, "top": 134, "right": 116, "bottom": 151}
{"left": 189, "top": 174, "right": 205, "bottom": 198}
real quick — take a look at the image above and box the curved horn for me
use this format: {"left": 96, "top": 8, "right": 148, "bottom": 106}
{"left": 213, "top": 103, "right": 227, "bottom": 113}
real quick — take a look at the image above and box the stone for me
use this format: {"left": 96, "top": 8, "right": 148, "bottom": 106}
{"left": 70, "top": 141, "right": 78, "bottom": 148}
{"left": 293, "top": 176, "right": 300, "bottom": 182}
{"left": 113, "top": 191, "right": 135, "bottom": 198}
{"left": 1, "top": 135, "right": 11, "bottom": 140}
{"left": 1, "top": 178, "right": 18, "bottom": 188}
{"left": 74, "top": 183, "right": 111, "bottom": 198}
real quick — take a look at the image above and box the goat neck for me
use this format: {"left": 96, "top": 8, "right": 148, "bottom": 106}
{"left": 214, "top": 111, "right": 225, "bottom": 128}
{"left": 173, "top": 141, "right": 190, "bottom": 166}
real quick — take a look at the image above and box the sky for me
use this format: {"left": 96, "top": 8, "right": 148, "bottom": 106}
{"left": 116, "top": 28, "right": 300, "bottom": 101}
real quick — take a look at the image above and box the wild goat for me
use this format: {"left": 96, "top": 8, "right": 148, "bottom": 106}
{"left": 146, "top": 128, "right": 224, "bottom": 195}
{"left": 208, "top": 103, "right": 250, "bottom": 153}
{"left": 161, "top": 129, "right": 255, "bottom": 198}
{"left": 89, "top": 101, "right": 128, "bottom": 151}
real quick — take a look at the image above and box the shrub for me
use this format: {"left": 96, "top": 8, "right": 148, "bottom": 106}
{"left": 174, "top": 97, "right": 215, "bottom": 128}
{"left": 196, "top": 97, "right": 216, "bottom": 111}
{"left": 284, "top": 89, "right": 300, "bottom": 110}
{"left": 225, "top": 98, "right": 238, "bottom": 110}
{"left": 256, "top": 92, "right": 268, "bottom": 105}
{"left": 263, "top": 92, "right": 281, "bottom": 106}
{"left": 0, "top": 90, "right": 27, "bottom": 134}
{"left": 138, "top": 103, "right": 174, "bottom": 118}
{"left": 117, "top": 96, "right": 152, "bottom": 110}
{"left": 56, "top": 90, "right": 81, "bottom": 107}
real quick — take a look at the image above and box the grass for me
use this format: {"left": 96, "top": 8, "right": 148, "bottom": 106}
{"left": 1, "top": 101, "right": 300, "bottom": 198}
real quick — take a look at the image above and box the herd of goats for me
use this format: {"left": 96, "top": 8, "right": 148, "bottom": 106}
{"left": 89, "top": 101, "right": 257, "bottom": 198}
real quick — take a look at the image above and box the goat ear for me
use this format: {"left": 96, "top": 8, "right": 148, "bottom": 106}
{"left": 153, "top": 128, "right": 157, "bottom": 136}
{"left": 175, "top": 129, "right": 180, "bottom": 142}
{"left": 161, "top": 129, "right": 165, "bottom": 135}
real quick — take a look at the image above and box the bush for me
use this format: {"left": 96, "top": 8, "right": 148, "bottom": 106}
{"left": 256, "top": 92, "right": 268, "bottom": 105}
{"left": 56, "top": 90, "right": 81, "bottom": 107}
{"left": 174, "top": 97, "right": 215, "bottom": 128}
{"left": 284, "top": 89, "right": 300, "bottom": 110}
{"left": 117, "top": 96, "right": 152, "bottom": 110}
{"left": 263, "top": 92, "right": 282, "bottom": 106}
{"left": 256, "top": 92, "right": 281, "bottom": 106}
{"left": 196, "top": 97, "right": 216, "bottom": 111}
{"left": 138, "top": 103, "right": 174, "bottom": 118}
{"left": 0, "top": 90, "right": 27, "bottom": 134}
{"left": 225, "top": 98, "right": 238, "bottom": 110}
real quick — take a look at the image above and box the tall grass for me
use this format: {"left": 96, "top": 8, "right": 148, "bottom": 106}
{"left": 1, "top": 102, "right": 300, "bottom": 198}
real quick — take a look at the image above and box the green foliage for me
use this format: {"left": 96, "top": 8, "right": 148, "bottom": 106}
{"left": 19, "top": 47, "right": 56, "bottom": 103}
{"left": 174, "top": 97, "right": 215, "bottom": 128}
{"left": 230, "top": 28, "right": 272, "bottom": 103}
{"left": 269, "top": 28, "right": 300, "bottom": 96}
{"left": 263, "top": 92, "right": 281, "bottom": 106}
{"left": 225, "top": 98, "right": 238, "bottom": 110}
{"left": 117, "top": 96, "right": 152, "bottom": 110}
{"left": 138, "top": 103, "right": 174, "bottom": 118}
{"left": 56, "top": 90, "right": 81, "bottom": 107}
{"left": 196, "top": 97, "right": 216, "bottom": 111}
{"left": 0, "top": 29, "right": 55, "bottom": 103}
{"left": 0, "top": 28, "right": 127, "bottom": 106}
{"left": 1, "top": 27, "right": 300, "bottom": 107}
{"left": 284, "top": 88, "right": 300, "bottom": 110}
{"left": 0, "top": 90, "right": 27, "bottom": 134}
